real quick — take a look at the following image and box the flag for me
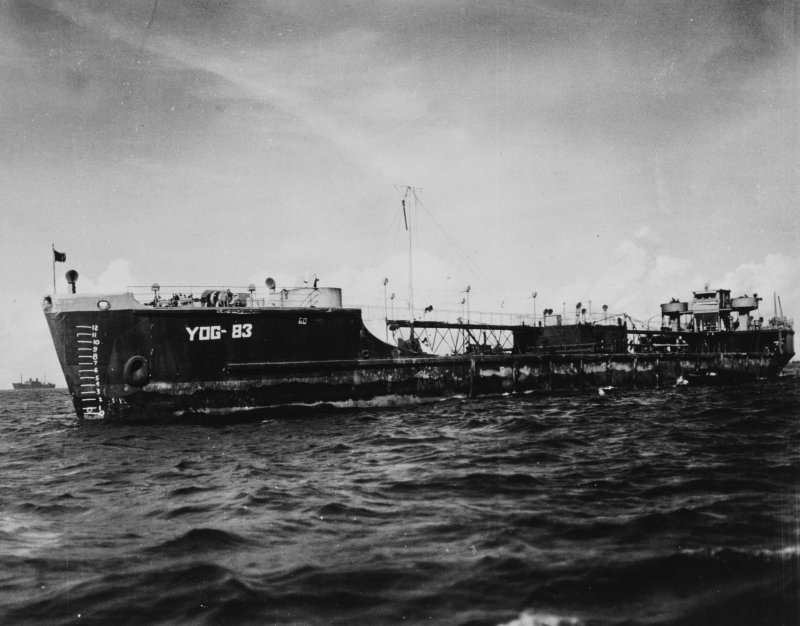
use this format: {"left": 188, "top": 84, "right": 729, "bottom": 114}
{"left": 54, "top": 249, "right": 66, "bottom": 263}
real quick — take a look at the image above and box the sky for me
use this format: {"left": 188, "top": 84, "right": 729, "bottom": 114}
{"left": 1, "top": 0, "right": 798, "bottom": 386}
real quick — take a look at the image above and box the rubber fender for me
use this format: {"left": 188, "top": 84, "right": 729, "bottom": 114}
{"left": 123, "top": 355, "right": 151, "bottom": 387}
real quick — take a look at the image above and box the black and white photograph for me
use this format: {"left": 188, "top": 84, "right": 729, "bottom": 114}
{"left": 1, "top": 1, "right": 798, "bottom": 624}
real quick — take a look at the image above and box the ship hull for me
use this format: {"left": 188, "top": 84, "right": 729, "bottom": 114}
{"left": 12, "top": 382, "right": 55, "bottom": 390}
{"left": 42, "top": 293, "right": 794, "bottom": 422}
{"left": 87, "top": 352, "right": 789, "bottom": 421}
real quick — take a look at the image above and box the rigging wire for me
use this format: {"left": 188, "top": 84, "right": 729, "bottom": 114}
{"left": 411, "top": 191, "right": 505, "bottom": 297}
{"left": 364, "top": 199, "right": 404, "bottom": 270}
{"left": 123, "top": 0, "right": 159, "bottom": 111}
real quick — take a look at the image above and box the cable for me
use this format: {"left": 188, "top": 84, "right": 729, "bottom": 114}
{"left": 413, "top": 191, "right": 504, "bottom": 296}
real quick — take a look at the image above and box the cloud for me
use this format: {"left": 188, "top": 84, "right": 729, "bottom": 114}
{"left": 634, "top": 226, "right": 659, "bottom": 245}
{"left": 0, "top": 259, "right": 141, "bottom": 387}
{"left": 715, "top": 253, "right": 800, "bottom": 313}
{"left": 250, "top": 248, "right": 468, "bottom": 311}
{"left": 0, "top": 294, "right": 65, "bottom": 388}
{"left": 75, "top": 259, "right": 138, "bottom": 293}
{"left": 547, "top": 240, "right": 799, "bottom": 326}
{"left": 649, "top": 255, "right": 693, "bottom": 290}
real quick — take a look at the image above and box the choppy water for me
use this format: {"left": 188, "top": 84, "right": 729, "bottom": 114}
{"left": 0, "top": 374, "right": 798, "bottom": 626}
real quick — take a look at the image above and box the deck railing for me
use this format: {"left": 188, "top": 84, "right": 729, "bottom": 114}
{"left": 125, "top": 285, "right": 629, "bottom": 329}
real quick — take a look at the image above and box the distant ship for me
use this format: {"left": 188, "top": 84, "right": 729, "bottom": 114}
{"left": 12, "top": 374, "right": 56, "bottom": 390}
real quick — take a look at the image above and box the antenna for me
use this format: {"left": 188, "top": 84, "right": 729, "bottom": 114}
{"left": 398, "top": 186, "right": 420, "bottom": 328}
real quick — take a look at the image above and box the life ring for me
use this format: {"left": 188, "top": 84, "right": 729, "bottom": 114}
{"left": 123, "top": 355, "right": 151, "bottom": 387}
{"left": 360, "top": 349, "right": 370, "bottom": 359}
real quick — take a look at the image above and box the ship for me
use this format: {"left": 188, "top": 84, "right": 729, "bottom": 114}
{"left": 12, "top": 374, "right": 56, "bottom": 390}
{"left": 42, "top": 270, "right": 794, "bottom": 421}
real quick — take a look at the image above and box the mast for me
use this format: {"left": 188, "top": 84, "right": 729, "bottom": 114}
{"left": 401, "top": 187, "right": 417, "bottom": 328}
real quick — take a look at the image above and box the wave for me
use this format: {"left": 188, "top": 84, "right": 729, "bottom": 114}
{"left": 317, "top": 502, "right": 387, "bottom": 520}
{"left": 168, "top": 485, "right": 220, "bottom": 497}
{"left": 1, "top": 380, "right": 797, "bottom": 625}
{"left": 499, "top": 610, "right": 583, "bottom": 626}
{"left": 386, "top": 471, "right": 546, "bottom": 498}
{"left": 0, "top": 512, "right": 62, "bottom": 558}
{"left": 14, "top": 500, "right": 90, "bottom": 516}
{"left": 146, "top": 528, "right": 252, "bottom": 556}
{"left": 2, "top": 562, "right": 260, "bottom": 626}
{"left": 160, "top": 504, "right": 220, "bottom": 519}
{"left": 517, "top": 548, "right": 799, "bottom": 626}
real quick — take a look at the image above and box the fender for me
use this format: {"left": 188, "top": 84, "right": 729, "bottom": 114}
{"left": 123, "top": 355, "right": 151, "bottom": 387}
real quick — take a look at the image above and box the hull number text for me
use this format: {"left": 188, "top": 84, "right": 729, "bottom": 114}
{"left": 186, "top": 323, "right": 252, "bottom": 341}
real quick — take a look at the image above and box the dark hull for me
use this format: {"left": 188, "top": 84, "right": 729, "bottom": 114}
{"left": 83, "top": 352, "right": 792, "bottom": 421}
{"left": 42, "top": 293, "right": 794, "bottom": 421}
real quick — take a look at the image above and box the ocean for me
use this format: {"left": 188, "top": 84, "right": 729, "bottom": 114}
{"left": 0, "top": 375, "right": 798, "bottom": 626}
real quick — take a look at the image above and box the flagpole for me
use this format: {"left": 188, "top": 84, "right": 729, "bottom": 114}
{"left": 52, "top": 244, "right": 56, "bottom": 294}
